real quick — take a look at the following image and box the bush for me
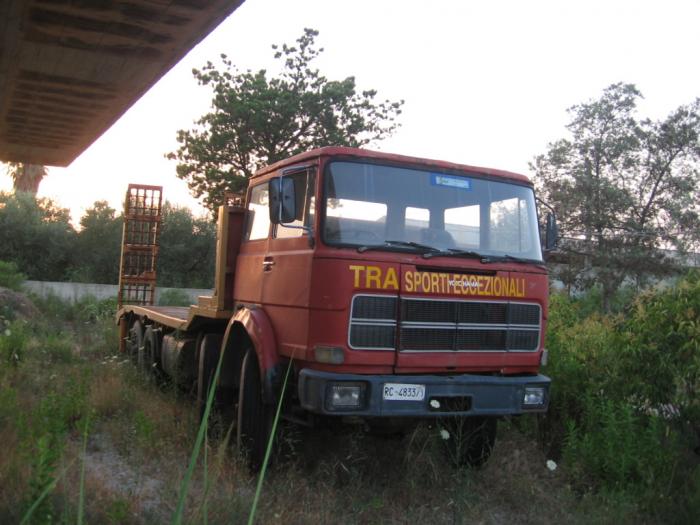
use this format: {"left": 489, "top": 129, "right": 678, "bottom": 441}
{"left": 0, "top": 260, "right": 25, "bottom": 291}
{"left": 539, "top": 274, "right": 700, "bottom": 517}
{"left": 158, "top": 288, "right": 192, "bottom": 307}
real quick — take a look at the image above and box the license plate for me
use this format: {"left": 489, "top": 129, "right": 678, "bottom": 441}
{"left": 383, "top": 383, "right": 426, "bottom": 401}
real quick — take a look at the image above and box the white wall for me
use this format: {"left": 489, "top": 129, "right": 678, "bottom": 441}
{"left": 24, "top": 281, "right": 213, "bottom": 305}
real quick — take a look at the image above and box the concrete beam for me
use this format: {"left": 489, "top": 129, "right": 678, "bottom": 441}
{"left": 0, "top": 0, "right": 244, "bottom": 167}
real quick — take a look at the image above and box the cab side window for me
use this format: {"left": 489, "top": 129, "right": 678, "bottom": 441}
{"left": 244, "top": 182, "right": 271, "bottom": 241}
{"left": 274, "top": 168, "right": 316, "bottom": 239}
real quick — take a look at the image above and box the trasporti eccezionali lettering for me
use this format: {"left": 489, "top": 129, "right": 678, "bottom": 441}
{"left": 348, "top": 265, "right": 526, "bottom": 298}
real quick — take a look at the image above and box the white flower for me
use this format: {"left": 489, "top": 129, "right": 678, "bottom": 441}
{"left": 4, "top": 329, "right": 10, "bottom": 337}
{"left": 546, "top": 460, "right": 557, "bottom": 471}
{"left": 440, "top": 429, "right": 450, "bottom": 440}
{"left": 430, "top": 399, "right": 441, "bottom": 409}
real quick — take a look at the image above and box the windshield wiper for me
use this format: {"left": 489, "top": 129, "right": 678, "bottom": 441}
{"left": 357, "top": 240, "right": 440, "bottom": 254}
{"left": 422, "top": 248, "right": 486, "bottom": 260}
{"left": 479, "top": 253, "right": 543, "bottom": 265}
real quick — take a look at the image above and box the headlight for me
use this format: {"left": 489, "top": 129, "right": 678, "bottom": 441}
{"left": 326, "top": 382, "right": 366, "bottom": 410}
{"left": 523, "top": 386, "right": 546, "bottom": 408}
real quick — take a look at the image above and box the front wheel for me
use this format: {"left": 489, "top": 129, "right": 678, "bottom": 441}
{"left": 440, "top": 416, "right": 497, "bottom": 468}
{"left": 237, "top": 348, "right": 272, "bottom": 472}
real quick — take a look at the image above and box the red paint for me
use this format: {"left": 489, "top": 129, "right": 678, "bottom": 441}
{"left": 232, "top": 147, "right": 549, "bottom": 378}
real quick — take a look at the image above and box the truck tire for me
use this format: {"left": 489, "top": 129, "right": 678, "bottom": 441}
{"left": 441, "top": 416, "right": 497, "bottom": 468}
{"left": 139, "top": 326, "right": 161, "bottom": 380}
{"left": 126, "top": 318, "right": 144, "bottom": 364}
{"left": 197, "top": 333, "right": 224, "bottom": 421}
{"left": 237, "top": 347, "right": 272, "bottom": 472}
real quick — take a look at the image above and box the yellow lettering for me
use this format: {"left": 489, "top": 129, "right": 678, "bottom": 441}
{"left": 493, "top": 276, "right": 502, "bottom": 296}
{"left": 414, "top": 272, "right": 422, "bottom": 292}
{"left": 384, "top": 267, "right": 399, "bottom": 290}
{"left": 366, "top": 266, "right": 382, "bottom": 289}
{"left": 349, "top": 265, "right": 364, "bottom": 288}
{"left": 509, "top": 279, "right": 516, "bottom": 297}
{"left": 430, "top": 273, "right": 440, "bottom": 293}
{"left": 421, "top": 273, "right": 431, "bottom": 293}
{"left": 404, "top": 271, "right": 414, "bottom": 292}
{"left": 440, "top": 274, "right": 448, "bottom": 294}
{"left": 518, "top": 278, "right": 526, "bottom": 297}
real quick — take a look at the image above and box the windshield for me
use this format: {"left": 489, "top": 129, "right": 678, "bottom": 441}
{"left": 323, "top": 161, "right": 543, "bottom": 261}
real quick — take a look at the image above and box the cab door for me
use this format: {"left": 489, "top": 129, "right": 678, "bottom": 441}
{"left": 260, "top": 167, "right": 317, "bottom": 359}
{"left": 234, "top": 182, "right": 270, "bottom": 305}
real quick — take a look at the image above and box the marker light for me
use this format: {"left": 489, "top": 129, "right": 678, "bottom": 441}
{"left": 314, "top": 345, "right": 345, "bottom": 364}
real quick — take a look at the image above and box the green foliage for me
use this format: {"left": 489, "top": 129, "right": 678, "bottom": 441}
{"left": 133, "top": 410, "right": 155, "bottom": 447}
{"left": 540, "top": 275, "right": 700, "bottom": 516}
{"left": 158, "top": 203, "right": 216, "bottom": 288}
{"left": 533, "top": 84, "right": 700, "bottom": 309}
{"left": 168, "top": 28, "right": 404, "bottom": 210}
{"left": 564, "top": 397, "right": 679, "bottom": 495}
{"left": 0, "top": 193, "right": 216, "bottom": 288}
{"left": 0, "top": 192, "right": 77, "bottom": 281}
{"left": 619, "top": 271, "right": 700, "bottom": 424}
{"left": 70, "top": 201, "right": 122, "bottom": 284}
{"left": 0, "top": 260, "right": 26, "bottom": 290}
{"left": 0, "top": 320, "right": 28, "bottom": 366}
{"left": 158, "top": 288, "right": 192, "bottom": 307}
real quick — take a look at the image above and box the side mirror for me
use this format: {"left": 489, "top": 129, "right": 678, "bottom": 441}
{"left": 268, "top": 177, "right": 297, "bottom": 224}
{"left": 544, "top": 212, "right": 558, "bottom": 251}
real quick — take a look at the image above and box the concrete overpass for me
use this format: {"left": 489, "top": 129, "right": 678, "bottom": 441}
{"left": 0, "top": 0, "right": 244, "bottom": 167}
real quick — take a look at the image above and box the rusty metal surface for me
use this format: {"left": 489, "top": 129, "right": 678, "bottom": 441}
{"left": 118, "top": 184, "right": 163, "bottom": 308}
{"left": 0, "top": 0, "right": 245, "bottom": 166}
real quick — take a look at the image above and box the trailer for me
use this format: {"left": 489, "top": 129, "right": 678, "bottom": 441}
{"left": 117, "top": 146, "right": 555, "bottom": 470}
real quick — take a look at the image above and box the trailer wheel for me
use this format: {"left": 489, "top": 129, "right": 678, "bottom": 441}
{"left": 440, "top": 416, "right": 497, "bottom": 468}
{"left": 237, "top": 347, "right": 272, "bottom": 472}
{"left": 197, "top": 333, "right": 223, "bottom": 421}
{"left": 140, "top": 326, "right": 161, "bottom": 380}
{"left": 126, "top": 319, "right": 144, "bottom": 364}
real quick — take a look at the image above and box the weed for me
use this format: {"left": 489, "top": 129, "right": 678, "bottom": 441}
{"left": 105, "top": 498, "right": 130, "bottom": 524}
{"left": 0, "top": 320, "right": 29, "bottom": 366}
{"left": 133, "top": 410, "right": 155, "bottom": 447}
{"left": 0, "top": 260, "right": 26, "bottom": 291}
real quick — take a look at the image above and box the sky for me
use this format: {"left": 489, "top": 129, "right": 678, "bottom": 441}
{"left": 2, "top": 0, "right": 699, "bottom": 224}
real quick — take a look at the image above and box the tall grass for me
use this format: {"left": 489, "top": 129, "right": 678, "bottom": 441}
{"left": 172, "top": 338, "right": 227, "bottom": 524}
{"left": 248, "top": 357, "right": 295, "bottom": 525}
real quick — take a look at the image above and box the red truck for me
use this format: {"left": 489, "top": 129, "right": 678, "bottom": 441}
{"left": 117, "top": 146, "right": 554, "bottom": 469}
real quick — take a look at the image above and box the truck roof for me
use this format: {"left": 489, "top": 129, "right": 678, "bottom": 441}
{"left": 252, "top": 146, "right": 532, "bottom": 184}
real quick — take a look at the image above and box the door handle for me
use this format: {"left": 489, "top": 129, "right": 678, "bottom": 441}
{"left": 262, "top": 259, "right": 275, "bottom": 271}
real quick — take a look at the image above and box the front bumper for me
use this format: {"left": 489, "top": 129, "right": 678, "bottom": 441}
{"left": 298, "top": 369, "right": 550, "bottom": 417}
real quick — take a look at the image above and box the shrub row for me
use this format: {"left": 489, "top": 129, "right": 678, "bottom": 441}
{"left": 539, "top": 271, "right": 700, "bottom": 520}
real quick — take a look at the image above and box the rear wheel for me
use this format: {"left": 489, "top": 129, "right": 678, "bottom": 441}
{"left": 237, "top": 348, "right": 272, "bottom": 472}
{"left": 440, "top": 416, "right": 497, "bottom": 468}
{"left": 140, "top": 326, "right": 161, "bottom": 381}
{"left": 126, "top": 318, "right": 144, "bottom": 364}
{"left": 197, "top": 333, "right": 224, "bottom": 421}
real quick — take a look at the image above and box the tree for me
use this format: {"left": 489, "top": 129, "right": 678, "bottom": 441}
{"left": 157, "top": 203, "right": 216, "bottom": 288}
{"left": 0, "top": 192, "right": 77, "bottom": 281}
{"left": 5, "top": 163, "right": 48, "bottom": 194}
{"left": 167, "top": 28, "right": 404, "bottom": 211}
{"left": 532, "top": 83, "right": 700, "bottom": 309}
{"left": 71, "top": 201, "right": 123, "bottom": 284}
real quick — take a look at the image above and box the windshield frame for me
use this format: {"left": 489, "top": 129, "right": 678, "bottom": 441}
{"left": 320, "top": 158, "right": 544, "bottom": 262}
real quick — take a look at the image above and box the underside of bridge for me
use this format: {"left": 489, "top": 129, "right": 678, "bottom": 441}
{"left": 0, "top": 0, "right": 244, "bottom": 167}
